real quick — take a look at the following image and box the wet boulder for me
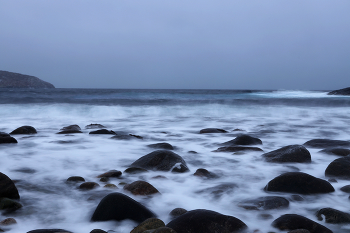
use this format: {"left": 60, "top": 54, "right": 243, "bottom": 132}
{"left": 221, "top": 134, "right": 262, "bottom": 146}
{"left": 0, "top": 218, "right": 17, "bottom": 226}
{"left": 264, "top": 172, "right": 334, "bottom": 194}
{"left": 0, "top": 198, "right": 22, "bottom": 211}
{"left": 237, "top": 196, "right": 289, "bottom": 210}
{"left": 130, "top": 218, "right": 165, "bottom": 233}
{"left": 124, "top": 167, "right": 148, "bottom": 174}
{"left": 0, "top": 172, "right": 20, "bottom": 199}
{"left": 123, "top": 181, "right": 160, "bottom": 195}
{"left": 199, "top": 128, "right": 227, "bottom": 134}
{"left": 85, "top": 124, "right": 106, "bottom": 129}
{"left": 213, "top": 146, "right": 263, "bottom": 153}
{"left": 147, "top": 143, "right": 174, "bottom": 150}
{"left": 91, "top": 192, "right": 156, "bottom": 223}
{"left": 340, "top": 185, "right": 350, "bottom": 193}
{"left": 328, "top": 87, "right": 350, "bottom": 95}
{"left": 193, "top": 168, "right": 218, "bottom": 179}
{"left": 304, "top": 139, "right": 350, "bottom": 148}
{"left": 57, "top": 125, "right": 82, "bottom": 134}
{"left": 169, "top": 208, "right": 188, "bottom": 219}
{"left": 66, "top": 176, "right": 85, "bottom": 183}
{"left": 89, "top": 129, "right": 115, "bottom": 135}
{"left": 166, "top": 209, "right": 247, "bottom": 233}
{"left": 79, "top": 182, "right": 100, "bottom": 190}
{"left": 319, "top": 148, "right": 350, "bottom": 156}
{"left": 129, "top": 150, "right": 189, "bottom": 173}
{"left": 10, "top": 126, "right": 37, "bottom": 134}
{"left": 0, "top": 132, "right": 17, "bottom": 144}
{"left": 97, "top": 170, "right": 122, "bottom": 178}
{"left": 325, "top": 157, "right": 350, "bottom": 179}
{"left": 262, "top": 145, "right": 311, "bottom": 163}
{"left": 272, "top": 214, "right": 333, "bottom": 233}
{"left": 316, "top": 208, "right": 350, "bottom": 224}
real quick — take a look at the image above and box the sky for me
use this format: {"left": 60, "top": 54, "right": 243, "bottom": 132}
{"left": 0, "top": 0, "right": 349, "bottom": 90}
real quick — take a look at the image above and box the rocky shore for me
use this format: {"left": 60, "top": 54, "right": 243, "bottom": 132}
{"left": 0, "top": 71, "right": 55, "bottom": 88}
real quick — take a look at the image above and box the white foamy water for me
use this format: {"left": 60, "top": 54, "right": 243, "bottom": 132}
{"left": 1, "top": 100, "right": 350, "bottom": 233}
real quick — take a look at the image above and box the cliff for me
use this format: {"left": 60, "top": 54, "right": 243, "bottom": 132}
{"left": 0, "top": 71, "right": 55, "bottom": 88}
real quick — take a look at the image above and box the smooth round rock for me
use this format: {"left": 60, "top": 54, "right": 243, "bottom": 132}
{"left": 213, "top": 146, "right": 263, "bottom": 153}
{"left": 0, "top": 218, "right": 17, "bottom": 226}
{"left": 0, "top": 198, "right": 22, "bottom": 211}
{"left": 90, "top": 230, "right": 107, "bottom": 233}
{"left": 221, "top": 134, "right": 262, "bottom": 146}
{"left": 304, "top": 139, "right": 350, "bottom": 148}
{"left": 147, "top": 143, "right": 174, "bottom": 150}
{"left": 272, "top": 214, "right": 332, "bottom": 233}
{"left": 0, "top": 132, "right": 17, "bottom": 144}
{"left": 193, "top": 168, "right": 218, "bottom": 179}
{"left": 79, "top": 182, "right": 100, "bottom": 190}
{"left": 89, "top": 129, "right": 115, "bottom": 135}
{"left": 130, "top": 150, "right": 189, "bottom": 173}
{"left": 169, "top": 208, "right": 188, "bottom": 219}
{"left": 325, "top": 157, "right": 350, "bottom": 179}
{"left": 91, "top": 192, "right": 156, "bottom": 223}
{"left": 123, "top": 181, "right": 159, "bottom": 195}
{"left": 66, "top": 176, "right": 85, "bottom": 183}
{"left": 238, "top": 196, "right": 289, "bottom": 210}
{"left": 97, "top": 170, "right": 122, "bottom": 178}
{"left": 124, "top": 167, "right": 149, "bottom": 174}
{"left": 130, "top": 218, "right": 165, "bottom": 233}
{"left": 316, "top": 208, "right": 350, "bottom": 224}
{"left": 264, "top": 172, "right": 334, "bottom": 194}
{"left": 166, "top": 209, "right": 247, "bottom": 233}
{"left": 10, "top": 126, "right": 37, "bottom": 134}
{"left": 85, "top": 124, "right": 106, "bottom": 129}
{"left": 319, "top": 148, "right": 350, "bottom": 156}
{"left": 0, "top": 172, "right": 20, "bottom": 199}
{"left": 199, "top": 128, "right": 227, "bottom": 134}
{"left": 262, "top": 145, "right": 311, "bottom": 163}
{"left": 340, "top": 185, "right": 350, "bottom": 193}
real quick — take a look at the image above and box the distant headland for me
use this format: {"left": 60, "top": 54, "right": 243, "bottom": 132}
{"left": 0, "top": 70, "right": 55, "bottom": 88}
{"left": 327, "top": 87, "right": 350, "bottom": 96}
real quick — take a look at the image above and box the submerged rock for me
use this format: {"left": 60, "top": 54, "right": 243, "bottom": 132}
{"left": 57, "top": 124, "right": 82, "bottom": 134}
{"left": 66, "top": 176, "right": 85, "bottom": 183}
{"left": 340, "top": 185, "right": 350, "bottom": 193}
{"left": 89, "top": 129, "right": 115, "bottom": 135}
{"left": 262, "top": 145, "right": 311, "bottom": 163}
{"left": 85, "top": 124, "right": 106, "bottom": 129}
{"left": 272, "top": 214, "right": 333, "bottom": 233}
{"left": 221, "top": 134, "right": 262, "bottom": 146}
{"left": 130, "top": 218, "right": 165, "bottom": 233}
{"left": 123, "top": 181, "right": 160, "bottom": 195}
{"left": 213, "top": 146, "right": 263, "bottom": 153}
{"left": 10, "top": 126, "right": 37, "bottom": 135}
{"left": 325, "top": 157, "right": 350, "bottom": 179}
{"left": 129, "top": 150, "right": 189, "bottom": 173}
{"left": 97, "top": 170, "right": 122, "bottom": 178}
{"left": 238, "top": 196, "right": 289, "bottom": 210}
{"left": 147, "top": 143, "right": 174, "bottom": 150}
{"left": 328, "top": 87, "right": 350, "bottom": 95}
{"left": 193, "top": 168, "right": 218, "bottom": 179}
{"left": 264, "top": 172, "right": 334, "bottom": 194}
{"left": 0, "top": 172, "right": 20, "bottom": 199}
{"left": 169, "top": 208, "right": 188, "bottom": 219}
{"left": 166, "top": 209, "right": 247, "bottom": 233}
{"left": 0, "top": 132, "right": 17, "bottom": 144}
{"left": 0, "top": 198, "right": 22, "bottom": 211}
{"left": 196, "top": 183, "right": 238, "bottom": 198}
{"left": 316, "top": 208, "right": 350, "bottom": 224}
{"left": 199, "top": 128, "right": 228, "bottom": 134}
{"left": 319, "top": 148, "right": 350, "bottom": 156}
{"left": 110, "top": 131, "right": 143, "bottom": 140}
{"left": 91, "top": 192, "right": 156, "bottom": 223}
{"left": 79, "top": 182, "right": 100, "bottom": 190}
{"left": 124, "top": 167, "right": 148, "bottom": 174}
{"left": 304, "top": 139, "right": 350, "bottom": 148}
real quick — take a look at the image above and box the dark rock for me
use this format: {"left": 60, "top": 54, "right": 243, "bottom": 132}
{"left": 85, "top": 124, "right": 106, "bottom": 129}
{"left": 0, "top": 132, "right": 17, "bottom": 144}
{"left": 328, "top": 87, "right": 350, "bottom": 95}
{"left": 290, "top": 195, "right": 304, "bottom": 202}
{"left": 199, "top": 128, "right": 228, "bottom": 134}
{"left": 130, "top": 218, "right": 165, "bottom": 233}
{"left": 0, "top": 70, "right": 55, "bottom": 88}
{"left": 221, "top": 134, "right": 262, "bottom": 146}
{"left": 66, "top": 176, "right": 85, "bottom": 183}
{"left": 262, "top": 145, "right": 311, "bottom": 163}
{"left": 130, "top": 134, "right": 143, "bottom": 139}
{"left": 129, "top": 150, "right": 189, "bottom": 173}
{"left": 340, "top": 185, "right": 350, "bottom": 193}
{"left": 60, "top": 125, "right": 81, "bottom": 131}
{"left": 27, "top": 230, "right": 72, "bottom": 233}
{"left": 288, "top": 230, "right": 311, "bottom": 233}
{"left": 97, "top": 170, "right": 122, "bottom": 178}
{"left": 238, "top": 196, "right": 289, "bottom": 210}
{"left": 57, "top": 130, "right": 82, "bottom": 134}
{"left": 319, "top": 148, "right": 350, "bottom": 156}
{"left": 89, "top": 129, "right": 115, "bottom": 135}
{"left": 91, "top": 192, "right": 156, "bottom": 223}
{"left": 328, "top": 178, "right": 337, "bottom": 183}
{"left": 99, "top": 177, "right": 109, "bottom": 182}
{"left": 0, "top": 198, "right": 22, "bottom": 211}
{"left": 104, "top": 184, "right": 117, "bottom": 189}
{"left": 272, "top": 214, "right": 332, "bottom": 233}
{"left": 169, "top": 208, "right": 188, "bottom": 219}
{"left": 124, "top": 167, "right": 148, "bottom": 174}
{"left": 258, "top": 214, "right": 273, "bottom": 220}
{"left": 316, "top": 208, "right": 350, "bottom": 224}
{"left": 166, "top": 209, "right": 247, "bottom": 233}
{"left": 325, "top": 157, "right": 350, "bottom": 179}
{"left": 10, "top": 126, "right": 37, "bottom": 135}
{"left": 90, "top": 230, "right": 107, "bottom": 233}
{"left": 213, "top": 146, "right": 263, "bottom": 153}
{"left": 147, "top": 143, "right": 174, "bottom": 150}
{"left": 0, "top": 218, "right": 17, "bottom": 226}
{"left": 13, "top": 167, "right": 36, "bottom": 174}
{"left": 304, "top": 139, "right": 350, "bottom": 148}
{"left": 0, "top": 172, "right": 20, "bottom": 199}
{"left": 123, "top": 181, "right": 159, "bottom": 195}
{"left": 264, "top": 172, "right": 334, "bottom": 194}
{"left": 110, "top": 131, "right": 143, "bottom": 140}
{"left": 196, "top": 183, "right": 237, "bottom": 198}
{"left": 152, "top": 227, "right": 177, "bottom": 233}
{"left": 79, "top": 182, "right": 100, "bottom": 190}
{"left": 188, "top": 151, "right": 198, "bottom": 154}
{"left": 151, "top": 175, "right": 167, "bottom": 179}
{"left": 193, "top": 169, "right": 218, "bottom": 179}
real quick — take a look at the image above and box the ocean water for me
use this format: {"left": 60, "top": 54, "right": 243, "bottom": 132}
{"left": 1, "top": 88, "right": 350, "bottom": 233}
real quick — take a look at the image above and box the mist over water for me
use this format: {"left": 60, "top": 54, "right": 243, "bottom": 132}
{"left": 1, "top": 89, "right": 350, "bottom": 232}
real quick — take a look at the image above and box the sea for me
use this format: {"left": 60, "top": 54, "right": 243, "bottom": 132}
{"left": 1, "top": 88, "right": 350, "bottom": 233}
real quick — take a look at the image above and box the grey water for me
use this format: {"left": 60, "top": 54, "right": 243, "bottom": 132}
{"left": 1, "top": 88, "right": 350, "bottom": 232}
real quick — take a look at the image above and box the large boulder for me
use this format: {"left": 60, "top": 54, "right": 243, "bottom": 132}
{"left": 123, "top": 181, "right": 160, "bottom": 195}
{"left": 10, "top": 126, "right": 37, "bottom": 135}
{"left": 166, "top": 209, "right": 247, "bottom": 233}
{"left": 199, "top": 128, "right": 227, "bottom": 134}
{"left": 316, "top": 208, "right": 350, "bottom": 224}
{"left": 0, "top": 172, "right": 20, "bottom": 199}
{"left": 325, "top": 157, "right": 350, "bottom": 179}
{"left": 147, "top": 143, "right": 174, "bottom": 150}
{"left": 91, "top": 192, "right": 156, "bottom": 223}
{"left": 221, "top": 134, "right": 262, "bottom": 146}
{"left": 304, "top": 139, "right": 350, "bottom": 148}
{"left": 272, "top": 214, "right": 333, "bottom": 233}
{"left": 328, "top": 87, "right": 350, "bottom": 95}
{"left": 264, "top": 172, "right": 334, "bottom": 194}
{"left": 262, "top": 145, "right": 311, "bottom": 163}
{"left": 0, "top": 132, "right": 17, "bottom": 144}
{"left": 57, "top": 125, "right": 82, "bottom": 134}
{"left": 213, "top": 146, "right": 263, "bottom": 153}
{"left": 237, "top": 196, "right": 289, "bottom": 210}
{"left": 319, "top": 148, "right": 350, "bottom": 156}
{"left": 129, "top": 150, "right": 189, "bottom": 173}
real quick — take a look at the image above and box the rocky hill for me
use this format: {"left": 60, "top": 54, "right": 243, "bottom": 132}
{"left": 328, "top": 87, "right": 350, "bottom": 95}
{"left": 0, "top": 71, "right": 55, "bottom": 88}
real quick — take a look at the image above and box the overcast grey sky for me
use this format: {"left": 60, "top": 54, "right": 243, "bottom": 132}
{"left": 0, "top": 1, "right": 349, "bottom": 89}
